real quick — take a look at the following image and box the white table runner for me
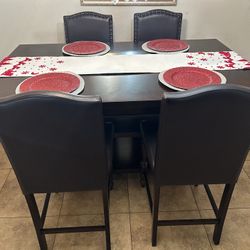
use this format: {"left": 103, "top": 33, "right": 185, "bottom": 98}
{"left": 0, "top": 51, "right": 249, "bottom": 77}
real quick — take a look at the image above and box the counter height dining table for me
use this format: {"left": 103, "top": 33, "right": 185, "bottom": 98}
{"left": 1, "top": 39, "right": 250, "bottom": 171}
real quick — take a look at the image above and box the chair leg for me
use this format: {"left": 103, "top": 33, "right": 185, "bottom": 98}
{"left": 140, "top": 143, "right": 148, "bottom": 187}
{"left": 109, "top": 175, "right": 114, "bottom": 190}
{"left": 103, "top": 189, "right": 111, "bottom": 250}
{"left": 152, "top": 186, "right": 160, "bottom": 246}
{"left": 140, "top": 143, "right": 153, "bottom": 212}
{"left": 139, "top": 171, "right": 146, "bottom": 187}
{"left": 25, "top": 194, "right": 48, "bottom": 250}
{"left": 144, "top": 172, "right": 153, "bottom": 213}
{"left": 213, "top": 183, "right": 235, "bottom": 245}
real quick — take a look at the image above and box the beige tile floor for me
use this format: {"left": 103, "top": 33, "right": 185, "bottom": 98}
{"left": 0, "top": 144, "right": 249, "bottom": 250}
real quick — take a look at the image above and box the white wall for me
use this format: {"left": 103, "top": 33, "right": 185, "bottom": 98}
{"left": 0, "top": 0, "right": 250, "bottom": 60}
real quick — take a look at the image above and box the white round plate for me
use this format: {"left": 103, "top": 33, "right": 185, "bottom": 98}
{"left": 158, "top": 69, "right": 227, "bottom": 91}
{"left": 62, "top": 42, "right": 110, "bottom": 57}
{"left": 142, "top": 42, "right": 190, "bottom": 54}
{"left": 15, "top": 71, "right": 85, "bottom": 95}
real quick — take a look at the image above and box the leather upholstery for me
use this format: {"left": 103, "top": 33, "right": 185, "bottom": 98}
{"left": 64, "top": 11, "right": 113, "bottom": 44}
{"left": 141, "top": 84, "right": 250, "bottom": 185}
{"left": 134, "top": 9, "right": 183, "bottom": 43}
{"left": 0, "top": 92, "right": 113, "bottom": 194}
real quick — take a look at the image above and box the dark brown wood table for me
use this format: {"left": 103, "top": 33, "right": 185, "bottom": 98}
{"left": 1, "top": 39, "right": 250, "bottom": 171}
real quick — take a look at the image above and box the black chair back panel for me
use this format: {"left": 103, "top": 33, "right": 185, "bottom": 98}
{"left": 64, "top": 12, "right": 113, "bottom": 44}
{"left": 156, "top": 85, "right": 250, "bottom": 185}
{"left": 0, "top": 92, "right": 108, "bottom": 193}
{"left": 134, "top": 9, "right": 182, "bottom": 43}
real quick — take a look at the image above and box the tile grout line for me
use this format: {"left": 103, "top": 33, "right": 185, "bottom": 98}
{"left": 0, "top": 208, "right": 217, "bottom": 220}
{"left": 127, "top": 174, "right": 134, "bottom": 250}
{"left": 51, "top": 192, "right": 65, "bottom": 250}
{"left": 129, "top": 208, "right": 216, "bottom": 215}
{"left": 199, "top": 207, "right": 250, "bottom": 212}
{"left": 58, "top": 211, "right": 135, "bottom": 217}
{"left": 158, "top": 208, "right": 205, "bottom": 213}
{"left": 190, "top": 185, "right": 214, "bottom": 250}
{"left": 0, "top": 168, "right": 11, "bottom": 194}
{"left": 243, "top": 167, "right": 250, "bottom": 179}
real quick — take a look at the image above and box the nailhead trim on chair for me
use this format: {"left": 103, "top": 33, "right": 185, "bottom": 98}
{"left": 134, "top": 9, "right": 182, "bottom": 43}
{"left": 64, "top": 11, "right": 113, "bottom": 44}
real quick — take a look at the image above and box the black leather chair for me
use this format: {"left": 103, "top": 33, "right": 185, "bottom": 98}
{"left": 0, "top": 92, "right": 113, "bottom": 250}
{"left": 134, "top": 9, "right": 182, "bottom": 44}
{"left": 140, "top": 84, "right": 250, "bottom": 246}
{"left": 64, "top": 11, "right": 113, "bottom": 44}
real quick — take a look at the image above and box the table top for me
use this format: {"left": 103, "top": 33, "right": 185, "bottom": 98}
{"left": 1, "top": 39, "right": 250, "bottom": 116}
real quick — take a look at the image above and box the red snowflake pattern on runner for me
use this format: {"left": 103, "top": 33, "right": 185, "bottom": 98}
{"left": 49, "top": 68, "right": 57, "bottom": 71}
{"left": 0, "top": 57, "right": 12, "bottom": 67}
{"left": 225, "top": 64, "right": 235, "bottom": 68}
{"left": 2, "top": 69, "right": 14, "bottom": 76}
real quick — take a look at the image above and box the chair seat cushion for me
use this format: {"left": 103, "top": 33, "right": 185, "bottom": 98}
{"left": 140, "top": 120, "right": 158, "bottom": 169}
{"left": 105, "top": 122, "right": 114, "bottom": 173}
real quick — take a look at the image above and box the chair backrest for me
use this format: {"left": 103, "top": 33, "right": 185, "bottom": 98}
{"left": 134, "top": 9, "right": 182, "bottom": 44}
{"left": 63, "top": 11, "right": 113, "bottom": 44}
{"left": 155, "top": 84, "right": 250, "bottom": 186}
{"left": 0, "top": 92, "right": 108, "bottom": 194}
